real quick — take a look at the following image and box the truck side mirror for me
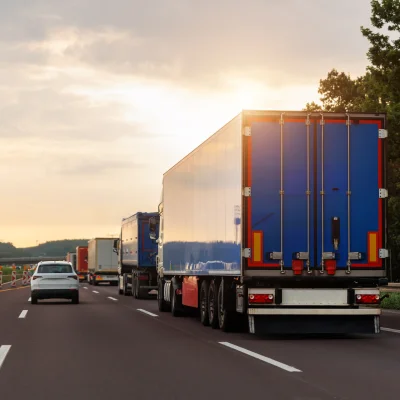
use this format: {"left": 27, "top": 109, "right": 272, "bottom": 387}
{"left": 113, "top": 239, "right": 119, "bottom": 254}
{"left": 149, "top": 217, "right": 158, "bottom": 241}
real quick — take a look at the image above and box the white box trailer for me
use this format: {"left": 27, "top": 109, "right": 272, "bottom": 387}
{"left": 87, "top": 238, "right": 118, "bottom": 286}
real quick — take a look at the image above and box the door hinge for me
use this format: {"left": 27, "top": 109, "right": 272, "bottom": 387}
{"left": 267, "top": 252, "right": 283, "bottom": 260}
{"left": 294, "top": 252, "right": 309, "bottom": 260}
{"left": 348, "top": 252, "right": 363, "bottom": 260}
{"left": 242, "top": 248, "right": 251, "bottom": 258}
{"left": 322, "top": 252, "right": 336, "bottom": 260}
{"left": 244, "top": 126, "right": 251, "bottom": 136}
{"left": 379, "top": 129, "right": 388, "bottom": 139}
{"left": 243, "top": 187, "right": 251, "bottom": 197}
{"left": 379, "top": 249, "right": 389, "bottom": 258}
{"left": 379, "top": 188, "right": 388, "bottom": 198}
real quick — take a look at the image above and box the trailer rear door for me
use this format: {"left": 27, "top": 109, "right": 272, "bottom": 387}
{"left": 244, "top": 113, "right": 386, "bottom": 275}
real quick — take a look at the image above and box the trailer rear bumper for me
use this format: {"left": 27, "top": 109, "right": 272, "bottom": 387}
{"left": 248, "top": 309, "right": 380, "bottom": 335}
{"left": 95, "top": 275, "right": 118, "bottom": 282}
{"left": 248, "top": 308, "right": 381, "bottom": 315}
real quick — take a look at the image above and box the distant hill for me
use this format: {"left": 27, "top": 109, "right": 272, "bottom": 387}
{"left": 0, "top": 240, "right": 90, "bottom": 258}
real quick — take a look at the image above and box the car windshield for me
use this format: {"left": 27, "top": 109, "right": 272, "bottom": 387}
{"left": 37, "top": 264, "right": 73, "bottom": 274}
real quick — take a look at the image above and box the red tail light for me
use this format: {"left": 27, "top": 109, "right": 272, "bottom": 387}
{"left": 138, "top": 275, "right": 148, "bottom": 281}
{"left": 248, "top": 293, "right": 274, "bottom": 304}
{"left": 68, "top": 275, "right": 78, "bottom": 280}
{"left": 32, "top": 276, "right": 42, "bottom": 280}
{"left": 356, "top": 294, "right": 380, "bottom": 304}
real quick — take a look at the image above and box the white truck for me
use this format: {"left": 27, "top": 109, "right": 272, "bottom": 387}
{"left": 87, "top": 238, "right": 118, "bottom": 286}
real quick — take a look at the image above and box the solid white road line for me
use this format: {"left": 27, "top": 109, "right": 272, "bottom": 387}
{"left": 18, "top": 310, "right": 28, "bottom": 319}
{"left": 381, "top": 327, "right": 400, "bottom": 334}
{"left": 137, "top": 309, "right": 158, "bottom": 317}
{"left": 219, "top": 342, "right": 302, "bottom": 373}
{"left": 0, "top": 345, "right": 11, "bottom": 370}
{"left": 92, "top": 291, "right": 99, "bottom": 294}
{"left": 108, "top": 297, "right": 118, "bottom": 301}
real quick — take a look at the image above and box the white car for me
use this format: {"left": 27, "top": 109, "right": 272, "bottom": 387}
{"left": 30, "top": 261, "right": 79, "bottom": 304}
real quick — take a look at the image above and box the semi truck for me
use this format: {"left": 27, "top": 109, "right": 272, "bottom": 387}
{"left": 113, "top": 212, "right": 159, "bottom": 298}
{"left": 76, "top": 246, "right": 88, "bottom": 282}
{"left": 66, "top": 252, "right": 77, "bottom": 271}
{"left": 150, "top": 110, "right": 388, "bottom": 334}
{"left": 87, "top": 238, "right": 118, "bottom": 286}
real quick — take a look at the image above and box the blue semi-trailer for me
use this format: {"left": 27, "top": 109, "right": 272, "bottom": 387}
{"left": 149, "top": 110, "right": 389, "bottom": 334}
{"left": 114, "top": 212, "right": 159, "bottom": 299}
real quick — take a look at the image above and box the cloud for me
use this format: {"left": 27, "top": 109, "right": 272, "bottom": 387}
{"left": 55, "top": 158, "right": 144, "bottom": 176}
{"left": 0, "top": 0, "right": 373, "bottom": 89}
{"left": 0, "top": 0, "right": 376, "bottom": 246}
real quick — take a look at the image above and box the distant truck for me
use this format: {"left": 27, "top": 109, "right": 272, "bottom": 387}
{"left": 87, "top": 238, "right": 118, "bottom": 286}
{"left": 66, "top": 252, "right": 77, "bottom": 272}
{"left": 150, "top": 110, "right": 388, "bottom": 334}
{"left": 113, "top": 212, "right": 159, "bottom": 298}
{"left": 75, "top": 246, "right": 88, "bottom": 282}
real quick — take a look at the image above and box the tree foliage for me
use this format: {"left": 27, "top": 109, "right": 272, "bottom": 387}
{"left": 0, "top": 240, "right": 89, "bottom": 258}
{"left": 306, "top": 0, "right": 400, "bottom": 279}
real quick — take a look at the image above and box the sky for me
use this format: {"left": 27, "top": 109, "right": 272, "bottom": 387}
{"left": 0, "top": 0, "right": 375, "bottom": 247}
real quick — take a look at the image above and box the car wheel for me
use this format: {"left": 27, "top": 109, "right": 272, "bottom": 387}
{"left": 31, "top": 295, "right": 38, "bottom": 305}
{"left": 72, "top": 293, "right": 79, "bottom": 304}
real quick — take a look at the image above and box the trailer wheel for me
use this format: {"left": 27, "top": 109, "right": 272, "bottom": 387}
{"left": 123, "top": 275, "right": 131, "bottom": 296}
{"left": 208, "top": 280, "right": 220, "bottom": 329}
{"left": 170, "top": 286, "right": 180, "bottom": 317}
{"left": 200, "top": 280, "right": 210, "bottom": 326}
{"left": 133, "top": 276, "right": 143, "bottom": 299}
{"left": 158, "top": 279, "right": 170, "bottom": 312}
{"left": 218, "top": 282, "right": 232, "bottom": 332}
{"left": 132, "top": 277, "right": 138, "bottom": 299}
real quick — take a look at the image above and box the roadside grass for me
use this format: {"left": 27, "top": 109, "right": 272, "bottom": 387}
{"left": 380, "top": 292, "right": 400, "bottom": 310}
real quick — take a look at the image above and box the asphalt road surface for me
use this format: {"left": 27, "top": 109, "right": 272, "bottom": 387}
{"left": 1, "top": 281, "right": 400, "bottom": 400}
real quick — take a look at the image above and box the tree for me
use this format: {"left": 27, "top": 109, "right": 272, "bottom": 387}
{"left": 361, "top": 0, "right": 400, "bottom": 276}
{"left": 305, "top": 0, "right": 400, "bottom": 278}
{"left": 304, "top": 69, "right": 381, "bottom": 113}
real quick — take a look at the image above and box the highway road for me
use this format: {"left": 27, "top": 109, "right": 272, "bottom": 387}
{"left": 1, "top": 282, "right": 400, "bottom": 400}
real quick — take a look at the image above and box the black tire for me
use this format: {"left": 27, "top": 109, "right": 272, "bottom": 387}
{"left": 31, "top": 295, "right": 38, "bottom": 305}
{"left": 72, "top": 293, "right": 79, "bottom": 304}
{"left": 170, "top": 285, "right": 180, "bottom": 317}
{"left": 123, "top": 275, "right": 131, "bottom": 296}
{"left": 200, "top": 280, "right": 210, "bottom": 326}
{"left": 208, "top": 280, "right": 220, "bottom": 329}
{"left": 158, "top": 279, "right": 170, "bottom": 312}
{"left": 218, "top": 282, "right": 232, "bottom": 332}
{"left": 133, "top": 277, "right": 139, "bottom": 299}
{"left": 93, "top": 279, "right": 98, "bottom": 286}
